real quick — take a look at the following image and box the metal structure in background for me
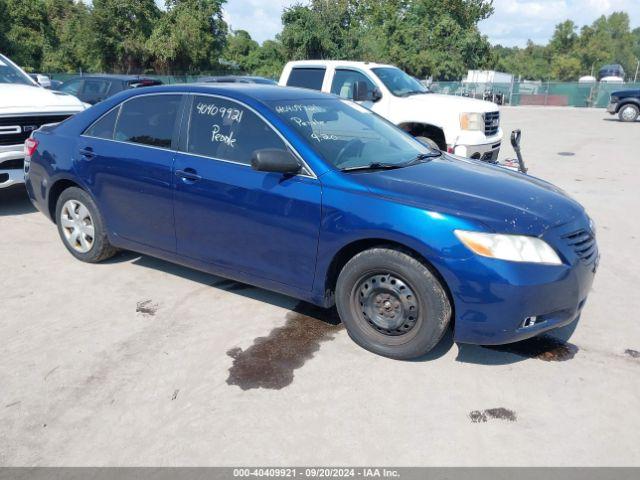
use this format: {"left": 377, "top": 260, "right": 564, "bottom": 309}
{"left": 429, "top": 80, "right": 640, "bottom": 108}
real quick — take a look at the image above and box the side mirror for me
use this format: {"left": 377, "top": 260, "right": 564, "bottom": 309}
{"left": 251, "top": 148, "right": 301, "bottom": 174}
{"left": 353, "top": 81, "right": 381, "bottom": 102}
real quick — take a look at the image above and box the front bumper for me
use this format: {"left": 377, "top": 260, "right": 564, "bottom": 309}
{"left": 0, "top": 144, "right": 25, "bottom": 189}
{"left": 607, "top": 102, "right": 617, "bottom": 114}
{"left": 444, "top": 217, "right": 598, "bottom": 345}
{"left": 453, "top": 141, "right": 501, "bottom": 162}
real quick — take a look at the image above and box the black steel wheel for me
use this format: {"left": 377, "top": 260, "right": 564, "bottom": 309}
{"left": 336, "top": 247, "right": 452, "bottom": 359}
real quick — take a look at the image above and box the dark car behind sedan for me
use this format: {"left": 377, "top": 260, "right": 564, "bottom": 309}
{"left": 607, "top": 88, "right": 640, "bottom": 122}
{"left": 200, "top": 75, "right": 278, "bottom": 85}
{"left": 56, "top": 75, "right": 163, "bottom": 105}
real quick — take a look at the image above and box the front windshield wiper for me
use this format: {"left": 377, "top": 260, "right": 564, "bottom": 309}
{"left": 341, "top": 162, "right": 408, "bottom": 172}
{"left": 398, "top": 90, "right": 429, "bottom": 97}
{"left": 341, "top": 152, "right": 441, "bottom": 172}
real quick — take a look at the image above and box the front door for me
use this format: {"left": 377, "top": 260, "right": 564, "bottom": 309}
{"left": 172, "top": 95, "right": 322, "bottom": 290}
{"left": 77, "top": 94, "right": 183, "bottom": 252}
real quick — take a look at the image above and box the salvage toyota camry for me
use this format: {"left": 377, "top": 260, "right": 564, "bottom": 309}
{"left": 24, "top": 84, "right": 598, "bottom": 359}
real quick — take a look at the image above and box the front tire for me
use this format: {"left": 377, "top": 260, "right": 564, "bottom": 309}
{"left": 618, "top": 104, "right": 639, "bottom": 122}
{"left": 336, "top": 248, "right": 452, "bottom": 359}
{"left": 55, "top": 187, "right": 116, "bottom": 263}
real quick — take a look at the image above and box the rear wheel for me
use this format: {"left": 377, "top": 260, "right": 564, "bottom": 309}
{"left": 336, "top": 247, "right": 452, "bottom": 359}
{"left": 55, "top": 187, "right": 116, "bottom": 263}
{"left": 618, "top": 104, "right": 639, "bottom": 122}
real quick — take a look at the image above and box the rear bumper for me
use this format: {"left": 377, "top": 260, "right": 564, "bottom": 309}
{"left": 444, "top": 217, "right": 598, "bottom": 345}
{"left": 0, "top": 144, "right": 25, "bottom": 189}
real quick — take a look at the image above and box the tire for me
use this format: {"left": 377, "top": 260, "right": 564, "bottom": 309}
{"left": 415, "top": 136, "right": 441, "bottom": 150}
{"left": 55, "top": 187, "right": 116, "bottom": 263}
{"left": 336, "top": 247, "right": 452, "bottom": 360}
{"left": 618, "top": 104, "right": 639, "bottom": 122}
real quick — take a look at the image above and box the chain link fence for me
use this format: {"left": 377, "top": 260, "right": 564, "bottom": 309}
{"left": 428, "top": 81, "right": 640, "bottom": 108}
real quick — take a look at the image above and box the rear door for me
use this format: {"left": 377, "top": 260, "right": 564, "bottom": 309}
{"left": 81, "top": 79, "right": 112, "bottom": 104}
{"left": 172, "top": 94, "right": 322, "bottom": 289}
{"left": 77, "top": 93, "right": 185, "bottom": 252}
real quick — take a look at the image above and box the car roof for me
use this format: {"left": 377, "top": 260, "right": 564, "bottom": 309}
{"left": 285, "top": 60, "right": 394, "bottom": 69}
{"left": 118, "top": 83, "right": 331, "bottom": 103}
{"left": 63, "top": 74, "right": 157, "bottom": 82}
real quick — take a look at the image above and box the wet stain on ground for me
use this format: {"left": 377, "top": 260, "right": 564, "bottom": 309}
{"left": 211, "top": 279, "right": 254, "bottom": 292}
{"left": 624, "top": 349, "right": 640, "bottom": 359}
{"left": 5, "top": 401, "right": 20, "bottom": 408}
{"left": 483, "top": 334, "right": 578, "bottom": 361}
{"left": 136, "top": 299, "right": 158, "bottom": 317}
{"left": 171, "top": 389, "right": 179, "bottom": 400}
{"left": 226, "top": 302, "right": 343, "bottom": 391}
{"left": 558, "top": 152, "right": 575, "bottom": 156}
{"left": 470, "top": 408, "right": 517, "bottom": 423}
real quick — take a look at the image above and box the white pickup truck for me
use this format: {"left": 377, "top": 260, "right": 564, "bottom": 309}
{"left": 279, "top": 60, "right": 502, "bottom": 160}
{"left": 1, "top": 53, "right": 87, "bottom": 189}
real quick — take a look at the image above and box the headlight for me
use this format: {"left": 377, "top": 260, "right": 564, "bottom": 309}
{"left": 455, "top": 230, "right": 562, "bottom": 265}
{"left": 459, "top": 112, "right": 484, "bottom": 131}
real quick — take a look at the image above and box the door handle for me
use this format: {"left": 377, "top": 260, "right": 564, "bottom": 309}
{"left": 79, "top": 148, "right": 95, "bottom": 160}
{"left": 175, "top": 168, "right": 202, "bottom": 182}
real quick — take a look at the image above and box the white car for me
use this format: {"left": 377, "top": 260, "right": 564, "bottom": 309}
{"left": 1, "top": 53, "right": 87, "bottom": 189}
{"left": 279, "top": 60, "right": 503, "bottom": 160}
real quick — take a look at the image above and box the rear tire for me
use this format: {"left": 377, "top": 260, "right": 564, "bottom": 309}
{"left": 336, "top": 247, "right": 451, "bottom": 359}
{"left": 618, "top": 104, "right": 639, "bottom": 122}
{"left": 55, "top": 187, "right": 116, "bottom": 263}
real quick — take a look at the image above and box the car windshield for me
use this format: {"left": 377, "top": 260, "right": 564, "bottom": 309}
{"left": 0, "top": 54, "right": 36, "bottom": 86}
{"left": 270, "top": 98, "right": 435, "bottom": 171}
{"left": 371, "top": 67, "right": 428, "bottom": 97}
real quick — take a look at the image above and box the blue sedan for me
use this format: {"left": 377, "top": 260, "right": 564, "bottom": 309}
{"left": 24, "top": 84, "right": 598, "bottom": 359}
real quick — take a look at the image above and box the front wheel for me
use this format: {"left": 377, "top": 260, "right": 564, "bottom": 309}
{"left": 55, "top": 187, "right": 116, "bottom": 263}
{"left": 618, "top": 104, "right": 639, "bottom": 122}
{"left": 336, "top": 248, "right": 452, "bottom": 359}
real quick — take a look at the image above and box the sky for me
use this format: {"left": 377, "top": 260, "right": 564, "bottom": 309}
{"left": 220, "top": 0, "right": 640, "bottom": 47}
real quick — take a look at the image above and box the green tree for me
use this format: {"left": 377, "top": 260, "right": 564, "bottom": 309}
{"left": 91, "top": 0, "right": 160, "bottom": 72}
{"left": 2, "top": 0, "right": 49, "bottom": 71}
{"left": 223, "top": 29, "right": 259, "bottom": 71}
{"left": 549, "top": 20, "right": 578, "bottom": 55}
{"left": 147, "top": 0, "right": 227, "bottom": 74}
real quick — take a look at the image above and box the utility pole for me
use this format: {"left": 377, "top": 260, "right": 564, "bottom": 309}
{"left": 634, "top": 59, "right": 639, "bottom": 83}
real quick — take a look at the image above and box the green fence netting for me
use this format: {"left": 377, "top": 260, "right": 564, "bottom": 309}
{"left": 428, "top": 81, "right": 640, "bottom": 108}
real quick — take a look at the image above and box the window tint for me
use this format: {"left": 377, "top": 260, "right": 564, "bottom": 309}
{"left": 84, "top": 107, "right": 119, "bottom": 139}
{"left": 187, "top": 96, "right": 286, "bottom": 165}
{"left": 114, "top": 95, "right": 182, "bottom": 148}
{"left": 61, "top": 79, "right": 82, "bottom": 95}
{"left": 286, "top": 68, "right": 326, "bottom": 90}
{"left": 330, "top": 69, "right": 376, "bottom": 100}
{"left": 83, "top": 79, "right": 110, "bottom": 96}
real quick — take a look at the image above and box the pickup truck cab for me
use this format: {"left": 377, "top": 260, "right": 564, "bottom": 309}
{"left": 607, "top": 89, "right": 640, "bottom": 122}
{"left": 0, "top": 53, "right": 87, "bottom": 189}
{"left": 279, "top": 60, "right": 503, "bottom": 160}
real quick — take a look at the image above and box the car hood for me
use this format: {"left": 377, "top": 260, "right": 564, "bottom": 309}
{"left": 612, "top": 89, "right": 640, "bottom": 98}
{"left": 351, "top": 155, "right": 584, "bottom": 235}
{"left": 0, "top": 84, "right": 86, "bottom": 115}
{"left": 404, "top": 93, "right": 499, "bottom": 113}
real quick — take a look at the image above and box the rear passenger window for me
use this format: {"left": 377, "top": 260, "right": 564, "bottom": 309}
{"left": 186, "top": 96, "right": 285, "bottom": 165}
{"left": 114, "top": 95, "right": 182, "bottom": 148}
{"left": 286, "top": 68, "right": 326, "bottom": 90}
{"left": 84, "top": 107, "right": 119, "bottom": 139}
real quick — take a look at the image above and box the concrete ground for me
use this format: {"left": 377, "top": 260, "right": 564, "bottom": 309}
{"left": 1, "top": 107, "right": 639, "bottom": 466}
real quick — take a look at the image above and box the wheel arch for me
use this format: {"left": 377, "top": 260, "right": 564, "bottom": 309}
{"left": 322, "top": 238, "right": 454, "bottom": 313}
{"left": 47, "top": 178, "right": 84, "bottom": 223}
{"left": 617, "top": 98, "right": 640, "bottom": 112}
{"left": 398, "top": 122, "right": 447, "bottom": 150}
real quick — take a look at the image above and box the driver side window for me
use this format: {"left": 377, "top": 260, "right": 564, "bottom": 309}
{"left": 330, "top": 70, "right": 376, "bottom": 100}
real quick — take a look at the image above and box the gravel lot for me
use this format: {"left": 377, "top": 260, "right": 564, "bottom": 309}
{"left": 1, "top": 106, "right": 639, "bottom": 466}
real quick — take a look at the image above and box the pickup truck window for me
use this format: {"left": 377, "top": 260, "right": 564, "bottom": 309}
{"left": 186, "top": 95, "right": 285, "bottom": 165}
{"left": 286, "top": 68, "right": 326, "bottom": 91}
{"left": 371, "top": 67, "right": 428, "bottom": 97}
{"left": 330, "top": 69, "right": 377, "bottom": 100}
{"left": 270, "top": 98, "right": 426, "bottom": 170}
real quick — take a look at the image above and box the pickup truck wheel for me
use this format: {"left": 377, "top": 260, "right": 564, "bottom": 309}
{"left": 618, "top": 104, "right": 639, "bottom": 122}
{"left": 336, "top": 248, "right": 451, "bottom": 359}
{"left": 55, "top": 187, "right": 116, "bottom": 263}
{"left": 415, "top": 136, "right": 441, "bottom": 150}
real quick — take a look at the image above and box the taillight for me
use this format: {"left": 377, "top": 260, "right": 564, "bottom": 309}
{"left": 25, "top": 138, "right": 39, "bottom": 157}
